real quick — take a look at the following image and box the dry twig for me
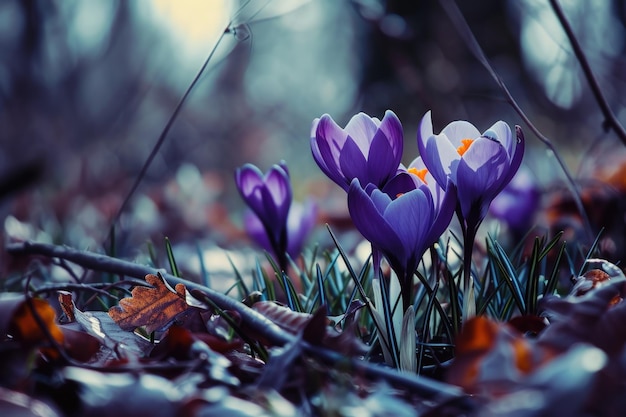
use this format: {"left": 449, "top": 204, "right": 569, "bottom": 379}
{"left": 6, "top": 240, "right": 475, "bottom": 411}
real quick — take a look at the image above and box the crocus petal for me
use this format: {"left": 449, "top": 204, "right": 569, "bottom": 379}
{"left": 313, "top": 135, "right": 348, "bottom": 190}
{"left": 265, "top": 166, "right": 291, "bottom": 215}
{"left": 427, "top": 181, "right": 457, "bottom": 244}
{"left": 384, "top": 189, "right": 432, "bottom": 258}
{"left": 339, "top": 137, "right": 369, "bottom": 186}
{"left": 499, "top": 126, "right": 525, "bottom": 190}
{"left": 418, "top": 110, "right": 434, "bottom": 146}
{"left": 316, "top": 114, "right": 349, "bottom": 149}
{"left": 260, "top": 187, "right": 283, "bottom": 237}
{"left": 313, "top": 115, "right": 351, "bottom": 189}
{"left": 344, "top": 113, "right": 380, "bottom": 153}
{"left": 235, "top": 164, "right": 264, "bottom": 198}
{"left": 378, "top": 110, "right": 404, "bottom": 157}
{"left": 347, "top": 180, "right": 406, "bottom": 262}
{"left": 244, "top": 209, "right": 273, "bottom": 255}
{"left": 286, "top": 200, "right": 318, "bottom": 257}
{"left": 456, "top": 139, "right": 508, "bottom": 221}
{"left": 367, "top": 129, "right": 401, "bottom": 186}
{"left": 440, "top": 121, "right": 481, "bottom": 148}
{"left": 483, "top": 121, "right": 512, "bottom": 154}
{"left": 418, "top": 112, "right": 460, "bottom": 189}
{"left": 423, "top": 133, "right": 459, "bottom": 188}
{"left": 382, "top": 171, "right": 418, "bottom": 199}
{"left": 369, "top": 187, "right": 393, "bottom": 214}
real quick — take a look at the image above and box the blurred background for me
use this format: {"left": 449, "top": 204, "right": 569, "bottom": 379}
{"left": 1, "top": 0, "right": 625, "bottom": 274}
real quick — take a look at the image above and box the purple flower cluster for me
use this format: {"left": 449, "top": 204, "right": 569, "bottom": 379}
{"left": 234, "top": 109, "right": 525, "bottom": 310}
{"left": 311, "top": 110, "right": 525, "bottom": 309}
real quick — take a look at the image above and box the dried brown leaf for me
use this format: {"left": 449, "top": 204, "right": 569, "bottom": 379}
{"left": 108, "top": 273, "right": 188, "bottom": 333}
{"left": 58, "top": 291, "right": 74, "bottom": 322}
{"left": 60, "top": 326, "right": 101, "bottom": 362}
{"left": 447, "top": 316, "right": 553, "bottom": 394}
{"left": 251, "top": 301, "right": 320, "bottom": 335}
{"left": 540, "top": 277, "right": 626, "bottom": 356}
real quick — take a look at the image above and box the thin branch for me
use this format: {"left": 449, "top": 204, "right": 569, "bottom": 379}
{"left": 549, "top": 0, "right": 626, "bottom": 146}
{"left": 438, "top": 0, "right": 594, "bottom": 242}
{"left": 104, "top": 25, "right": 232, "bottom": 247}
{"left": 6, "top": 240, "right": 474, "bottom": 409}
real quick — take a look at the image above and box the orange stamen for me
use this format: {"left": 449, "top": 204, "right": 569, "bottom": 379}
{"left": 457, "top": 138, "right": 474, "bottom": 156}
{"left": 396, "top": 193, "right": 404, "bottom": 198}
{"left": 407, "top": 167, "right": 428, "bottom": 184}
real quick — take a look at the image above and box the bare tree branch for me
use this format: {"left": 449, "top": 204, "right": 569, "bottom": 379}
{"left": 438, "top": 0, "right": 594, "bottom": 242}
{"left": 6, "top": 240, "right": 474, "bottom": 409}
{"left": 104, "top": 26, "right": 230, "bottom": 247}
{"left": 549, "top": 0, "right": 626, "bottom": 146}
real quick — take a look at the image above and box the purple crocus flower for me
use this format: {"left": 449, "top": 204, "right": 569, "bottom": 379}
{"left": 235, "top": 162, "right": 292, "bottom": 269}
{"left": 347, "top": 175, "right": 456, "bottom": 308}
{"left": 244, "top": 200, "right": 318, "bottom": 259}
{"left": 311, "top": 110, "right": 404, "bottom": 192}
{"left": 417, "top": 111, "right": 524, "bottom": 320}
{"left": 417, "top": 111, "right": 525, "bottom": 228}
{"left": 489, "top": 166, "right": 540, "bottom": 235}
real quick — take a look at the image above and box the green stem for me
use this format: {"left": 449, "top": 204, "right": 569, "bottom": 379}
{"left": 462, "top": 224, "right": 478, "bottom": 322}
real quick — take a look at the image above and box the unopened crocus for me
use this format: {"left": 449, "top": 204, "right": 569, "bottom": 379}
{"left": 235, "top": 162, "right": 291, "bottom": 270}
{"left": 417, "top": 111, "right": 525, "bottom": 320}
{"left": 244, "top": 200, "right": 318, "bottom": 260}
{"left": 311, "top": 110, "right": 404, "bottom": 192}
{"left": 347, "top": 176, "right": 456, "bottom": 309}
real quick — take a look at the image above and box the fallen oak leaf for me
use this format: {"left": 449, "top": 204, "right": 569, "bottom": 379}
{"left": 108, "top": 273, "right": 189, "bottom": 333}
{"left": 57, "top": 291, "right": 152, "bottom": 364}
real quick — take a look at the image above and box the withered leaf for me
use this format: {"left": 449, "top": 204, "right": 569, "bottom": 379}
{"left": 252, "top": 301, "right": 322, "bottom": 335}
{"left": 60, "top": 326, "right": 101, "bottom": 362}
{"left": 540, "top": 277, "right": 626, "bottom": 356}
{"left": 58, "top": 291, "right": 75, "bottom": 322}
{"left": 447, "top": 316, "right": 553, "bottom": 394}
{"left": 1, "top": 294, "right": 64, "bottom": 348}
{"left": 149, "top": 325, "right": 243, "bottom": 360}
{"left": 108, "top": 273, "right": 189, "bottom": 333}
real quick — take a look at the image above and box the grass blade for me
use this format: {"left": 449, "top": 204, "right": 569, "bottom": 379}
{"left": 165, "top": 237, "right": 181, "bottom": 278}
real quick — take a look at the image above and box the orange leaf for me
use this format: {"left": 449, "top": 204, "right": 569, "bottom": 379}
{"left": 9, "top": 298, "right": 64, "bottom": 347}
{"left": 108, "top": 273, "right": 189, "bottom": 333}
{"left": 447, "top": 316, "right": 549, "bottom": 392}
